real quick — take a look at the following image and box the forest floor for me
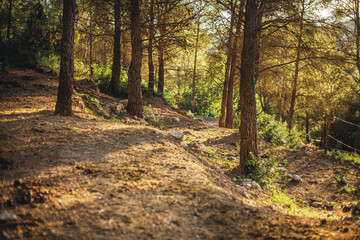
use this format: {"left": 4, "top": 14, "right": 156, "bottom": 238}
{"left": 0, "top": 69, "right": 360, "bottom": 239}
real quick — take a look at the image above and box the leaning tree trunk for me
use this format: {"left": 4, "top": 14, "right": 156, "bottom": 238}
{"left": 191, "top": 21, "right": 200, "bottom": 113}
{"left": 55, "top": 0, "right": 76, "bottom": 116}
{"left": 110, "top": 0, "right": 121, "bottom": 97}
{"left": 147, "top": 0, "right": 155, "bottom": 94}
{"left": 219, "top": 3, "right": 236, "bottom": 127}
{"left": 237, "top": 0, "right": 258, "bottom": 175}
{"left": 288, "top": 0, "right": 305, "bottom": 131}
{"left": 127, "top": 0, "right": 143, "bottom": 118}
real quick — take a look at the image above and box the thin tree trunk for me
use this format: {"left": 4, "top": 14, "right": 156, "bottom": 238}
{"left": 89, "top": 0, "right": 93, "bottom": 77}
{"left": 7, "top": 0, "right": 12, "bottom": 41}
{"left": 55, "top": 0, "right": 76, "bottom": 116}
{"left": 225, "top": 0, "right": 245, "bottom": 129}
{"left": 254, "top": 10, "right": 263, "bottom": 84}
{"left": 238, "top": 0, "right": 258, "bottom": 174}
{"left": 147, "top": 0, "right": 155, "bottom": 94}
{"left": 157, "top": 14, "right": 166, "bottom": 95}
{"left": 305, "top": 111, "right": 310, "bottom": 143}
{"left": 191, "top": 21, "right": 200, "bottom": 113}
{"left": 324, "top": 114, "right": 334, "bottom": 152}
{"left": 288, "top": 0, "right": 305, "bottom": 130}
{"left": 127, "top": 0, "right": 143, "bottom": 117}
{"left": 219, "top": 3, "right": 236, "bottom": 127}
{"left": 110, "top": 0, "right": 121, "bottom": 97}
{"left": 354, "top": 118, "right": 360, "bottom": 152}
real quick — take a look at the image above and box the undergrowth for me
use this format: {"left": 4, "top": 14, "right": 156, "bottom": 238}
{"left": 328, "top": 150, "right": 360, "bottom": 168}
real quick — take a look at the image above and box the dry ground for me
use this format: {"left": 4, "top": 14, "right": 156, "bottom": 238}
{"left": 0, "top": 69, "right": 359, "bottom": 239}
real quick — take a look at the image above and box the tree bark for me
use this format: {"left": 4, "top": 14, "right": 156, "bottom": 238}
{"left": 127, "top": 0, "right": 143, "bottom": 118}
{"left": 324, "top": 114, "right": 334, "bottom": 152}
{"left": 191, "top": 21, "right": 200, "bottom": 113}
{"left": 219, "top": 3, "right": 236, "bottom": 127}
{"left": 7, "top": 0, "right": 12, "bottom": 41}
{"left": 225, "top": 0, "right": 245, "bottom": 129}
{"left": 89, "top": 0, "right": 93, "bottom": 77}
{"left": 147, "top": 0, "right": 155, "bottom": 94}
{"left": 354, "top": 118, "right": 360, "bottom": 153}
{"left": 157, "top": 14, "right": 166, "bottom": 96}
{"left": 238, "top": 0, "right": 258, "bottom": 174}
{"left": 287, "top": 0, "right": 305, "bottom": 131}
{"left": 55, "top": 0, "right": 76, "bottom": 116}
{"left": 110, "top": 0, "right": 122, "bottom": 97}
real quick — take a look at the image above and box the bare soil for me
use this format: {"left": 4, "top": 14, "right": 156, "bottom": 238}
{"left": 0, "top": 69, "right": 359, "bottom": 239}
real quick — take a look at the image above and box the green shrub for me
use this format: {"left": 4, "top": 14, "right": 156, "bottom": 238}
{"left": 143, "top": 105, "right": 164, "bottom": 128}
{"left": 328, "top": 150, "right": 360, "bottom": 168}
{"left": 246, "top": 152, "right": 283, "bottom": 186}
{"left": 257, "top": 113, "right": 302, "bottom": 149}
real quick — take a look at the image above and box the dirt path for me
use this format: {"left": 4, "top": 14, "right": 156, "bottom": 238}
{"left": 0, "top": 69, "right": 359, "bottom": 239}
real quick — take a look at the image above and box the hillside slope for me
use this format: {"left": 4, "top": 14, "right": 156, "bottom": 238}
{"left": 0, "top": 69, "right": 359, "bottom": 239}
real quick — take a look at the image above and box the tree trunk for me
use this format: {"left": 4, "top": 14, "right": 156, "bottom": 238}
{"left": 157, "top": 16, "right": 166, "bottom": 96}
{"left": 225, "top": 0, "right": 245, "bottom": 129}
{"left": 110, "top": 0, "right": 121, "bottom": 97}
{"left": 305, "top": 111, "right": 310, "bottom": 143}
{"left": 324, "top": 114, "right": 334, "bottom": 152}
{"left": 191, "top": 21, "right": 200, "bottom": 113}
{"left": 147, "top": 0, "right": 155, "bottom": 94}
{"left": 89, "top": 0, "right": 93, "bottom": 77}
{"left": 55, "top": 0, "right": 76, "bottom": 116}
{"left": 237, "top": 0, "right": 258, "bottom": 175}
{"left": 7, "top": 0, "right": 12, "bottom": 41}
{"left": 254, "top": 10, "right": 263, "bottom": 84}
{"left": 354, "top": 118, "right": 360, "bottom": 153}
{"left": 219, "top": 3, "right": 236, "bottom": 127}
{"left": 287, "top": 0, "right": 305, "bottom": 131}
{"left": 127, "top": 0, "right": 143, "bottom": 118}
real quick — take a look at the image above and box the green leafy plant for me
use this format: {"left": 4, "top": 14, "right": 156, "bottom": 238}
{"left": 143, "top": 105, "right": 164, "bottom": 128}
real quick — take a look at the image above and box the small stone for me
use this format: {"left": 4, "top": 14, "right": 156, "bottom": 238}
{"left": 311, "top": 202, "right": 323, "bottom": 208}
{"left": 170, "top": 130, "right": 184, "bottom": 140}
{"left": 308, "top": 179, "right": 318, "bottom": 184}
{"left": 274, "top": 167, "right": 286, "bottom": 172}
{"left": 310, "top": 196, "right": 322, "bottom": 202}
{"left": 292, "top": 174, "right": 302, "bottom": 182}
{"left": 324, "top": 202, "right": 335, "bottom": 209}
{"left": 343, "top": 203, "right": 355, "bottom": 212}
{"left": 340, "top": 176, "right": 347, "bottom": 184}
{"left": 113, "top": 103, "right": 124, "bottom": 114}
{"left": 180, "top": 142, "right": 188, "bottom": 148}
{"left": 173, "top": 117, "right": 180, "bottom": 123}
{"left": 0, "top": 211, "right": 18, "bottom": 222}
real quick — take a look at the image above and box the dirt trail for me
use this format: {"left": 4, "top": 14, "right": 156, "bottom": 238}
{"left": 0, "top": 69, "right": 359, "bottom": 239}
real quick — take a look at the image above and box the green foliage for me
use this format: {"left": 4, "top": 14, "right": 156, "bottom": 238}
{"left": 257, "top": 113, "right": 302, "bottom": 149}
{"left": 328, "top": 150, "right": 360, "bottom": 168}
{"left": 246, "top": 152, "right": 283, "bottom": 186}
{"left": 143, "top": 105, "right": 164, "bottom": 128}
{"left": 271, "top": 190, "right": 298, "bottom": 214}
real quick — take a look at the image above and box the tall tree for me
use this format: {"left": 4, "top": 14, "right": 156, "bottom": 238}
{"left": 287, "top": 0, "right": 305, "bottom": 130}
{"left": 191, "top": 21, "right": 200, "bottom": 113}
{"left": 225, "top": 0, "right": 245, "bottom": 128}
{"left": 110, "top": 0, "right": 122, "bottom": 97}
{"left": 219, "top": 2, "right": 236, "bottom": 127}
{"left": 147, "top": 0, "right": 155, "bottom": 94}
{"left": 127, "top": 0, "right": 143, "bottom": 117}
{"left": 238, "top": 0, "right": 260, "bottom": 174}
{"left": 55, "top": 0, "right": 76, "bottom": 116}
{"left": 7, "top": 0, "right": 12, "bottom": 41}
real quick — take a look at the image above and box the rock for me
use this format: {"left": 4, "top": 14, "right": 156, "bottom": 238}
{"left": 274, "top": 167, "right": 286, "bottom": 172}
{"left": 292, "top": 174, "right": 302, "bottom": 182}
{"left": 285, "top": 173, "right": 293, "bottom": 179}
{"left": 310, "top": 196, "right": 322, "bottom": 202}
{"left": 113, "top": 103, "right": 124, "bottom": 114}
{"left": 0, "top": 211, "right": 18, "bottom": 222}
{"left": 340, "top": 176, "right": 347, "bottom": 184}
{"left": 173, "top": 117, "right": 180, "bottom": 123}
{"left": 239, "top": 179, "right": 262, "bottom": 190}
{"left": 120, "top": 99, "right": 128, "bottom": 108}
{"left": 170, "top": 130, "right": 184, "bottom": 140}
{"left": 311, "top": 202, "right": 323, "bottom": 208}
{"left": 324, "top": 202, "right": 335, "bottom": 209}
{"left": 308, "top": 179, "right": 318, "bottom": 184}
{"left": 180, "top": 142, "right": 188, "bottom": 148}
{"left": 343, "top": 203, "right": 355, "bottom": 212}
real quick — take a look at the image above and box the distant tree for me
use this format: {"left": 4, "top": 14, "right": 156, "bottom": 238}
{"left": 55, "top": 0, "right": 76, "bottom": 116}
{"left": 127, "top": 0, "right": 143, "bottom": 117}
{"left": 147, "top": 0, "right": 155, "bottom": 94}
{"left": 110, "top": 0, "right": 122, "bottom": 97}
